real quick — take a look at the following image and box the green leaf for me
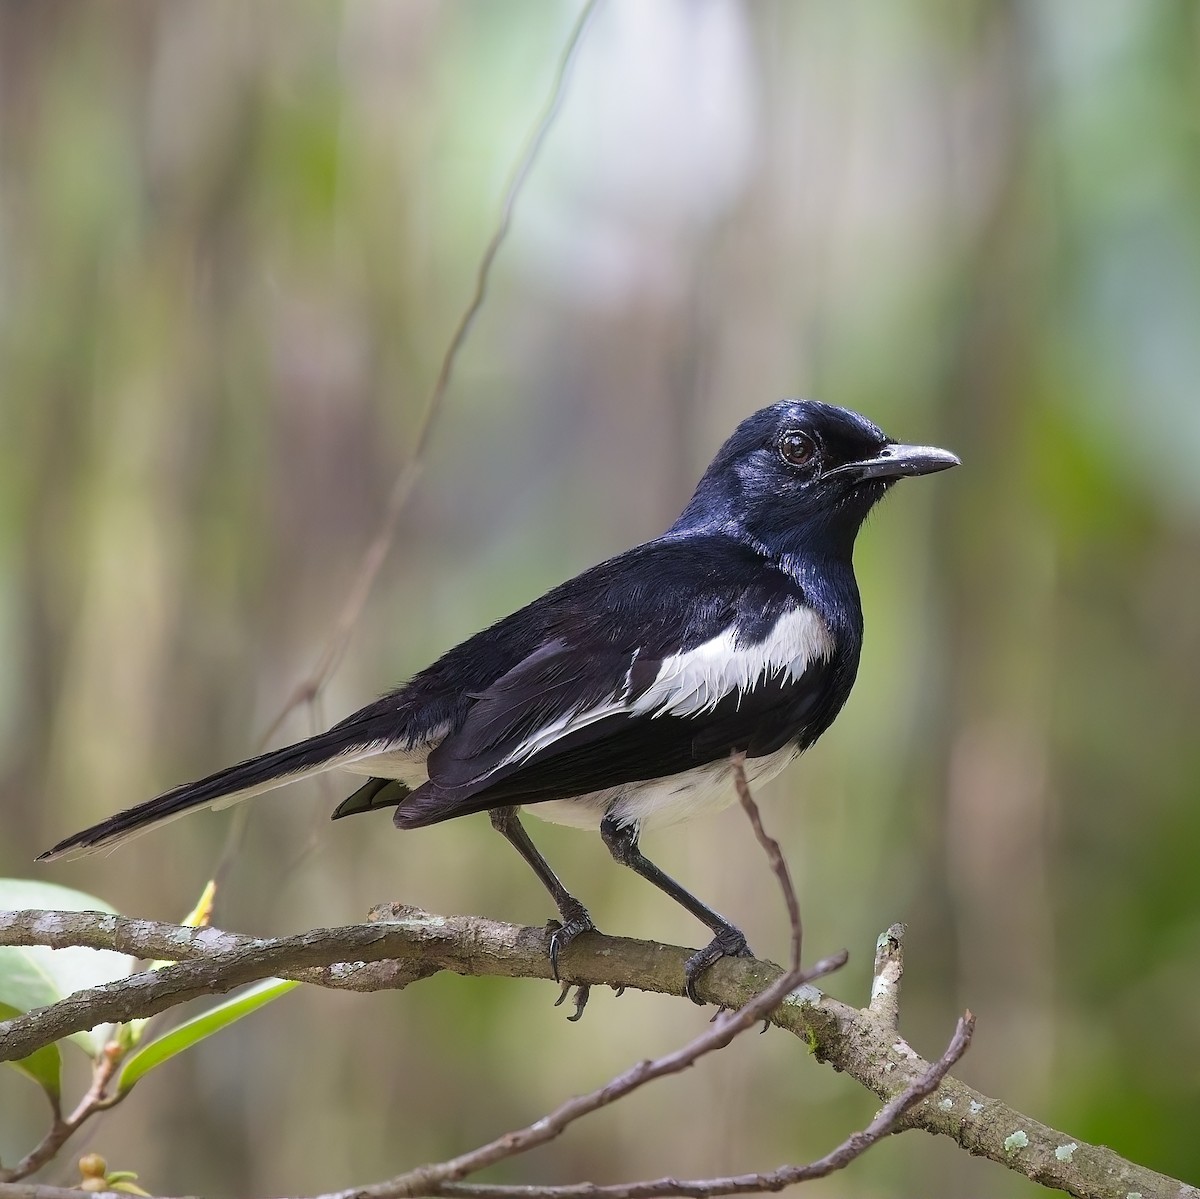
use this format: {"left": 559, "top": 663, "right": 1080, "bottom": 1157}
{"left": 116, "top": 978, "right": 299, "bottom": 1095}
{"left": 0, "top": 1000, "right": 62, "bottom": 1102}
{"left": 177, "top": 880, "right": 217, "bottom": 931}
{"left": 0, "top": 879, "right": 137, "bottom": 1056}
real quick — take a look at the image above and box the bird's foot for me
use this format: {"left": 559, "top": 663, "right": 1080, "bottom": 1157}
{"left": 683, "top": 924, "right": 754, "bottom": 1005}
{"left": 554, "top": 981, "right": 592, "bottom": 1021}
{"left": 545, "top": 898, "right": 596, "bottom": 983}
{"left": 545, "top": 899, "right": 595, "bottom": 1021}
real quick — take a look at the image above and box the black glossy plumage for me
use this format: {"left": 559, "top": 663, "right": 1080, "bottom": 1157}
{"left": 40, "top": 399, "right": 957, "bottom": 999}
{"left": 42, "top": 400, "right": 956, "bottom": 857}
{"left": 394, "top": 539, "right": 856, "bottom": 827}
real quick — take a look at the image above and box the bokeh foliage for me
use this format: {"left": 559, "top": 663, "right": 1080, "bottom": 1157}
{"left": 1, "top": 1, "right": 1198, "bottom": 1195}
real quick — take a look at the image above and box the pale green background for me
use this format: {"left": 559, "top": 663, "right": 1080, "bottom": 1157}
{"left": 2, "top": 2, "right": 1199, "bottom": 1195}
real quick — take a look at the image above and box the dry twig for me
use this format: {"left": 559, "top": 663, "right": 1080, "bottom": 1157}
{"left": 326, "top": 756, "right": 826, "bottom": 1198}
{"left": 1, "top": 767, "right": 982, "bottom": 1199}
{"left": 0, "top": 1041, "right": 126, "bottom": 1183}
{"left": 731, "top": 753, "right": 801, "bottom": 965}
{"left": 1, "top": 904, "right": 1194, "bottom": 1199}
{"left": 211, "top": 0, "right": 600, "bottom": 889}
{"left": 254, "top": 0, "right": 599, "bottom": 752}
{"left": 407, "top": 1015, "right": 974, "bottom": 1199}
{"left": 310, "top": 762, "right": 965, "bottom": 1199}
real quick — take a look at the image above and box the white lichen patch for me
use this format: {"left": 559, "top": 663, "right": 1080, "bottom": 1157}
{"left": 374, "top": 908, "right": 446, "bottom": 929}
{"left": 1127, "top": 1193, "right": 1143, "bottom": 1199}
{"left": 938, "top": 1097, "right": 953, "bottom": 1111}
{"left": 1003, "top": 1130, "right": 1029, "bottom": 1153}
{"left": 785, "top": 984, "right": 823, "bottom": 1006}
{"left": 969, "top": 1101, "right": 984, "bottom": 1115}
{"left": 1055, "top": 1143, "right": 1077, "bottom": 1163}
{"left": 892, "top": 1040, "right": 920, "bottom": 1060}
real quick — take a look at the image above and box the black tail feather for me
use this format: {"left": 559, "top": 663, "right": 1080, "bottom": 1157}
{"left": 38, "top": 724, "right": 387, "bottom": 862}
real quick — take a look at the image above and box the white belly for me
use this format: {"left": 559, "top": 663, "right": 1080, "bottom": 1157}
{"left": 530, "top": 743, "right": 800, "bottom": 833}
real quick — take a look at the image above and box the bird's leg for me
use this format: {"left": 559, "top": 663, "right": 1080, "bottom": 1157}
{"left": 489, "top": 806, "right": 595, "bottom": 982}
{"left": 600, "top": 815, "right": 753, "bottom": 1004}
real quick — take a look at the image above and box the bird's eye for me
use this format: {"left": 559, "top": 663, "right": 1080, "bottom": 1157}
{"left": 778, "top": 430, "right": 816, "bottom": 468}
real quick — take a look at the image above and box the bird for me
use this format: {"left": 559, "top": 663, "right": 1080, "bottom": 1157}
{"left": 41, "top": 400, "right": 958, "bottom": 1002}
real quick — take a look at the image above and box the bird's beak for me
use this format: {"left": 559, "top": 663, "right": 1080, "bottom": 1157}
{"left": 829, "top": 443, "right": 961, "bottom": 482}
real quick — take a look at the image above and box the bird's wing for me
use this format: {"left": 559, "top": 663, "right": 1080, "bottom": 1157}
{"left": 397, "top": 598, "right": 836, "bottom": 828}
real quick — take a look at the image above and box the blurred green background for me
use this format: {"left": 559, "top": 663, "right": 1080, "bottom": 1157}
{"left": 2, "top": 1, "right": 1199, "bottom": 1195}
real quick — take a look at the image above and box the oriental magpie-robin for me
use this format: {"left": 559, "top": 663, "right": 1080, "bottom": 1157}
{"left": 41, "top": 401, "right": 958, "bottom": 1000}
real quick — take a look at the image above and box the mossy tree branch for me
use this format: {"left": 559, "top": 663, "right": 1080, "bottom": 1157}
{"left": 0, "top": 907, "right": 1193, "bottom": 1199}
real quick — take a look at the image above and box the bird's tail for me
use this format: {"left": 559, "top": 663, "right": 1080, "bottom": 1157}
{"left": 38, "top": 725, "right": 387, "bottom": 862}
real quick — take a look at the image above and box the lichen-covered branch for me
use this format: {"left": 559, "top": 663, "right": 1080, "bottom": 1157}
{"left": 0, "top": 908, "right": 1194, "bottom": 1199}
{"left": 0, "top": 764, "right": 970, "bottom": 1199}
{"left": 343, "top": 756, "right": 839, "bottom": 1199}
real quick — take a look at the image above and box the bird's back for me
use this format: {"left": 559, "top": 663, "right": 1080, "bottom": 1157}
{"left": 371, "top": 532, "right": 862, "bottom": 828}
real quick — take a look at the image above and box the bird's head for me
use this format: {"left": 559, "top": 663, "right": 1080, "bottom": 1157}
{"left": 672, "top": 400, "right": 959, "bottom": 559}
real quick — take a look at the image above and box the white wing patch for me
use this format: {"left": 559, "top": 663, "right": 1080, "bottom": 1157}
{"left": 498, "top": 606, "right": 833, "bottom": 774}
{"left": 635, "top": 605, "right": 833, "bottom": 719}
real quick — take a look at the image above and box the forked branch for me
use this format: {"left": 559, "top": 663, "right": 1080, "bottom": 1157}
{"left": 1, "top": 761, "right": 981, "bottom": 1199}
{"left": 0, "top": 901, "right": 1191, "bottom": 1199}
{"left": 1, "top": 779, "right": 1191, "bottom": 1199}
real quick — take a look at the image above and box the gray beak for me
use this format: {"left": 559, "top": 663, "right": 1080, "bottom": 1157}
{"left": 831, "top": 442, "right": 961, "bottom": 482}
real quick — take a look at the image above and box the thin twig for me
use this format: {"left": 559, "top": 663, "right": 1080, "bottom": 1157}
{"left": 400, "top": 1016, "right": 975, "bottom": 1199}
{"left": 730, "top": 752, "right": 801, "bottom": 967}
{"left": 1, "top": 910, "right": 1195, "bottom": 1199}
{"left": 334, "top": 955, "right": 845, "bottom": 1199}
{"left": 0, "top": 1041, "right": 127, "bottom": 1183}
{"left": 316, "top": 758, "right": 826, "bottom": 1199}
{"left": 210, "top": 0, "right": 601, "bottom": 890}
{"left": 0, "top": 781, "right": 972, "bottom": 1199}
{"left": 254, "top": 0, "right": 598, "bottom": 752}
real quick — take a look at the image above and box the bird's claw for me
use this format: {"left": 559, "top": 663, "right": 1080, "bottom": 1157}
{"left": 545, "top": 899, "right": 595, "bottom": 989}
{"left": 554, "top": 982, "right": 592, "bottom": 1021}
{"left": 683, "top": 926, "right": 753, "bottom": 1005}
